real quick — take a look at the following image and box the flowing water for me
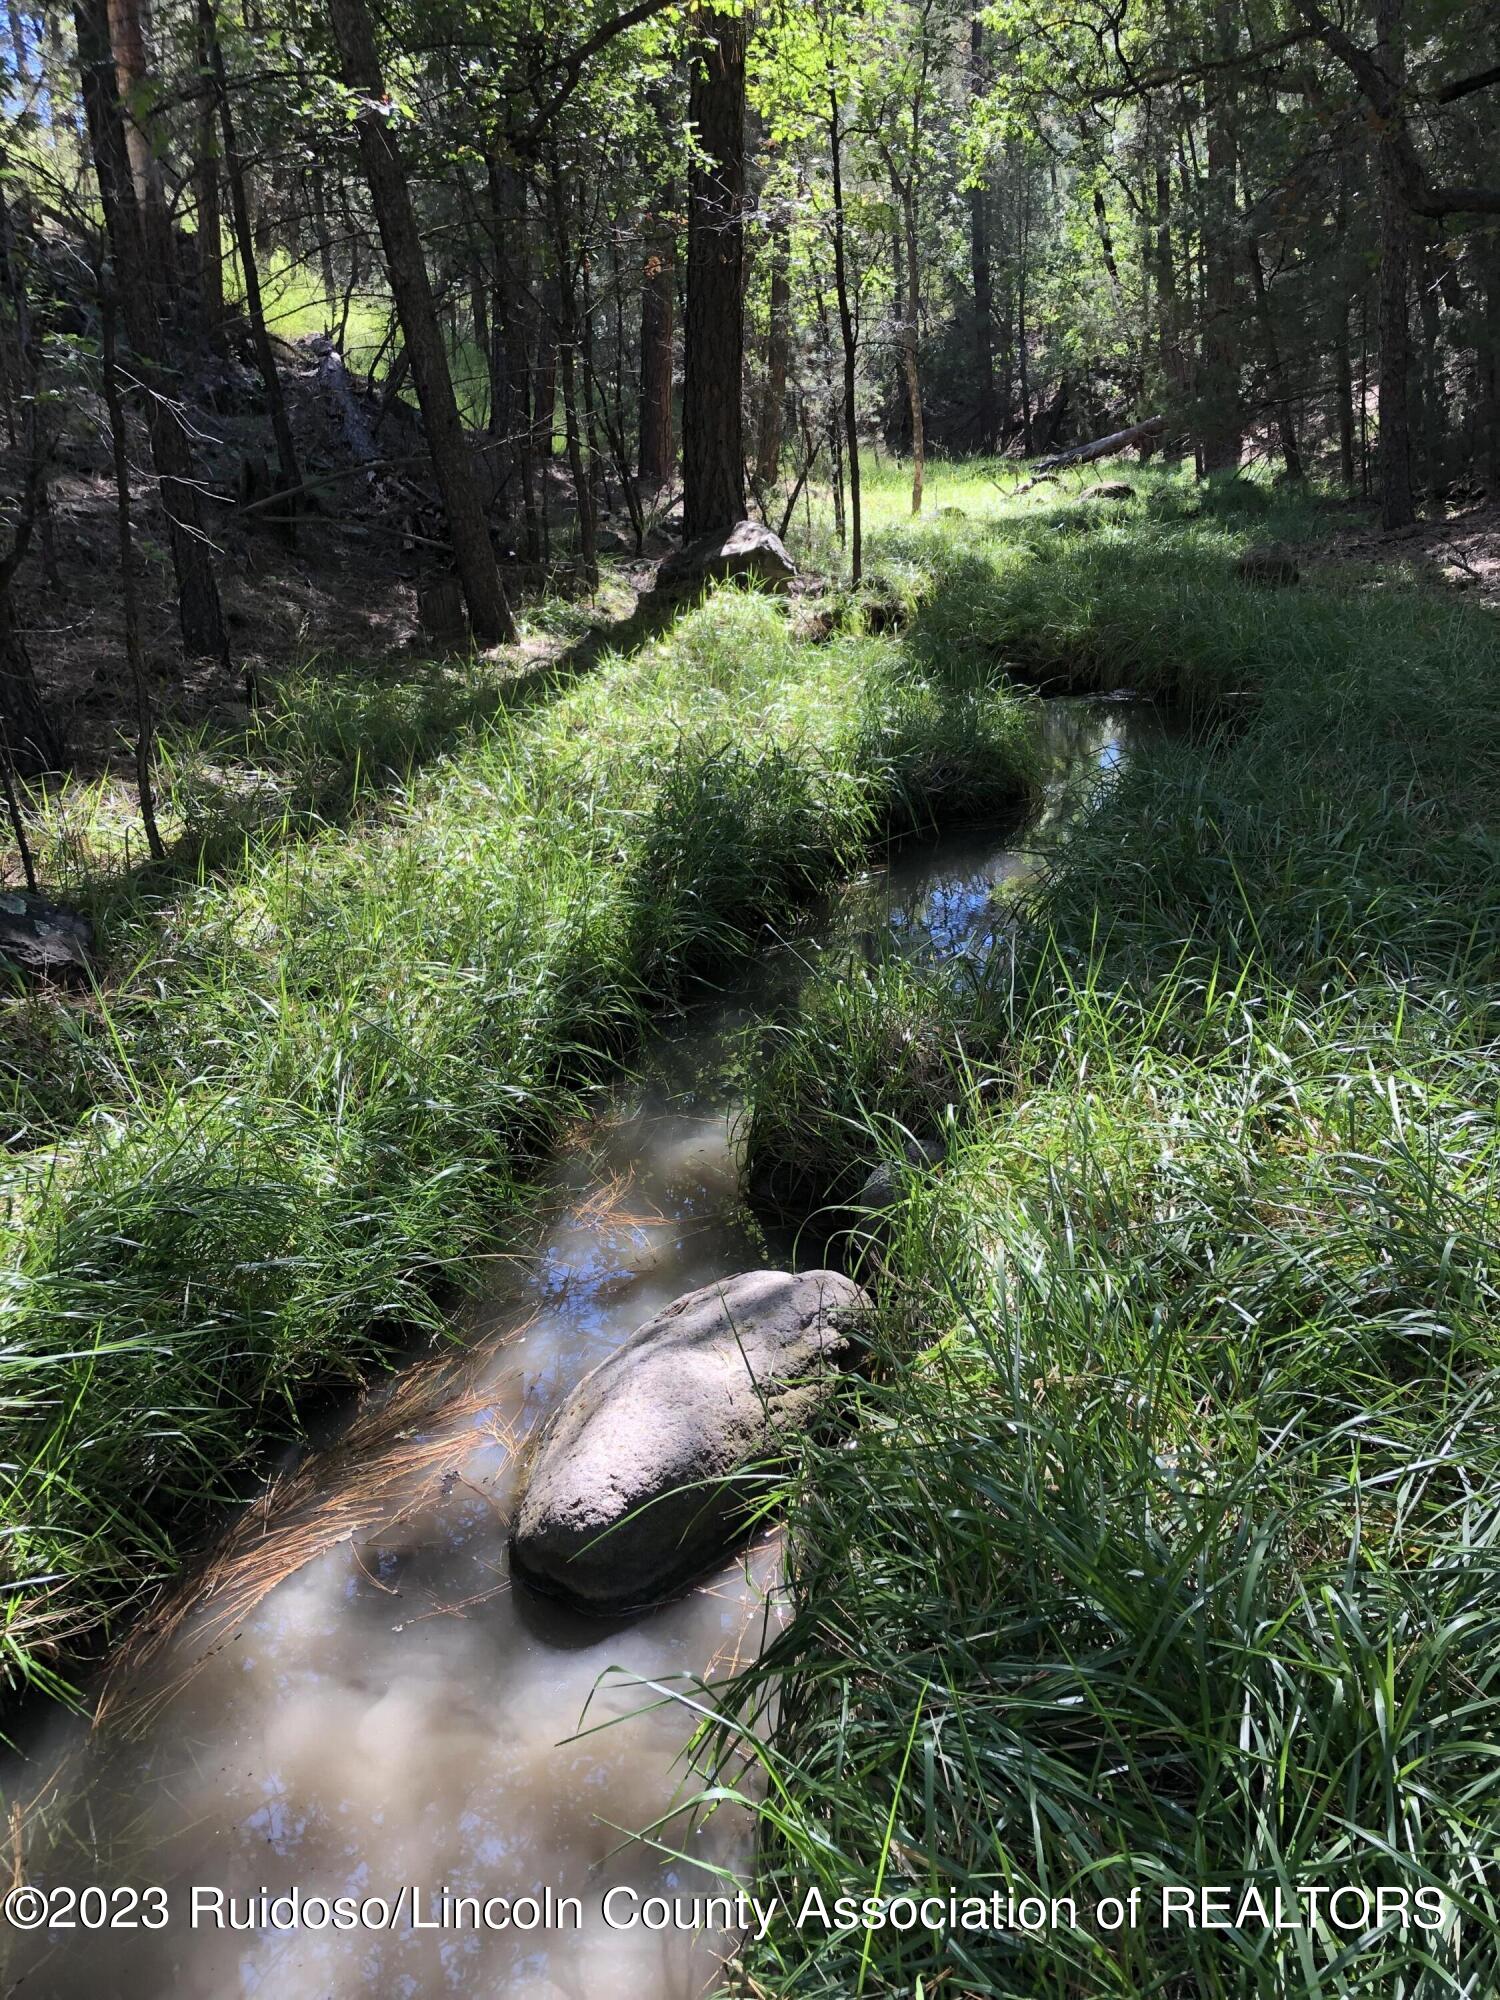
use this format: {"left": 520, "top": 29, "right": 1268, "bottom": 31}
{"left": 1, "top": 697, "right": 1158, "bottom": 2000}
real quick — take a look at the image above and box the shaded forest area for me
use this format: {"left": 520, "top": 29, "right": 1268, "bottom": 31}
{"left": 2, "top": 0, "right": 1499, "bottom": 848}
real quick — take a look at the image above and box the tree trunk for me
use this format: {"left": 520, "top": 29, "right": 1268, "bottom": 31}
{"left": 1246, "top": 235, "right": 1302, "bottom": 480}
{"left": 194, "top": 11, "right": 223, "bottom": 331}
{"left": 99, "top": 276, "right": 164, "bottom": 859}
{"left": 1199, "top": 0, "right": 1242, "bottom": 472}
{"left": 1154, "top": 126, "right": 1182, "bottom": 405}
{"left": 200, "top": 0, "right": 302, "bottom": 532}
{"left": 546, "top": 154, "right": 597, "bottom": 589}
{"left": 754, "top": 198, "right": 789, "bottom": 487}
{"left": 0, "top": 172, "right": 63, "bottom": 777}
{"left": 327, "top": 0, "right": 513, "bottom": 641}
{"left": 1029, "top": 414, "right": 1164, "bottom": 475}
{"left": 828, "top": 76, "right": 861, "bottom": 580}
{"left": 1374, "top": 0, "right": 1414, "bottom": 527}
{"left": 1016, "top": 161, "right": 1033, "bottom": 452}
{"left": 968, "top": 15, "right": 998, "bottom": 452}
{"left": 638, "top": 179, "right": 676, "bottom": 491}
{"left": 0, "top": 585, "right": 61, "bottom": 778}
{"left": 75, "top": 0, "right": 230, "bottom": 665}
{"left": 1335, "top": 306, "right": 1356, "bottom": 492}
{"left": 891, "top": 165, "right": 924, "bottom": 515}
{"left": 6, "top": 4, "right": 32, "bottom": 85}
{"left": 308, "top": 103, "right": 338, "bottom": 321}
{"left": 681, "top": 4, "right": 747, "bottom": 542}
{"left": 1483, "top": 232, "right": 1500, "bottom": 496}
{"left": 105, "top": 0, "right": 175, "bottom": 293}
{"left": 1415, "top": 222, "right": 1443, "bottom": 492}
{"left": 489, "top": 152, "right": 537, "bottom": 556}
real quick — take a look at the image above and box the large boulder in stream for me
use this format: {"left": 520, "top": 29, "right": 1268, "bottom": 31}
{"left": 510, "top": 1270, "right": 868, "bottom": 1614}
{"left": 651, "top": 520, "right": 797, "bottom": 601}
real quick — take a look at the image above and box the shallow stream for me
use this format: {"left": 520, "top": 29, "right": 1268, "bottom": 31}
{"left": 1, "top": 696, "right": 1157, "bottom": 2000}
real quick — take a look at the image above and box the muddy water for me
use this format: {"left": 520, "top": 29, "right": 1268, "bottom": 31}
{"left": 1, "top": 698, "right": 1156, "bottom": 2000}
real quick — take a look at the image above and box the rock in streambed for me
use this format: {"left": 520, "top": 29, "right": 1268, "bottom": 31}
{"left": 510, "top": 1270, "right": 868, "bottom": 1613}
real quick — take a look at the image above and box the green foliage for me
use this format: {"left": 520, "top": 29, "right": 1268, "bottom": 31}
{"left": 0, "top": 581, "right": 1034, "bottom": 1701}
{"left": 717, "top": 476, "right": 1500, "bottom": 1997}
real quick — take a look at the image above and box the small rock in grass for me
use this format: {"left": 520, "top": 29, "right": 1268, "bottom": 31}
{"left": 651, "top": 520, "right": 797, "bottom": 601}
{"left": 0, "top": 893, "right": 93, "bottom": 982}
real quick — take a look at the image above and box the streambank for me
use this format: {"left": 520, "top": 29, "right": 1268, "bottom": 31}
{"left": 0, "top": 694, "right": 1141, "bottom": 2000}
{"left": 718, "top": 556, "right": 1500, "bottom": 1997}
{"left": 0, "top": 584, "right": 1037, "bottom": 1705}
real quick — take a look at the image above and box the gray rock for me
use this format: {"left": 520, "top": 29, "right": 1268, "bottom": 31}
{"left": 0, "top": 893, "right": 93, "bottom": 982}
{"left": 510, "top": 1269, "right": 868, "bottom": 1613}
{"left": 856, "top": 1136, "right": 945, "bottom": 1218}
{"left": 652, "top": 519, "right": 797, "bottom": 600}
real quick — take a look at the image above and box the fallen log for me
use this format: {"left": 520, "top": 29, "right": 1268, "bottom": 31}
{"left": 1028, "top": 414, "right": 1165, "bottom": 478}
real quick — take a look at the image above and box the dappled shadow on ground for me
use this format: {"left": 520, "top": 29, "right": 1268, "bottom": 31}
{"left": 28, "top": 576, "right": 690, "bottom": 943}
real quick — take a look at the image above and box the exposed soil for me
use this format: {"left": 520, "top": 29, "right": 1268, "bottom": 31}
{"left": 5, "top": 323, "right": 648, "bottom": 778}
{"left": 1314, "top": 496, "right": 1500, "bottom": 608}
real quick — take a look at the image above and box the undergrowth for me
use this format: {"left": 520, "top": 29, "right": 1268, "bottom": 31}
{"left": 717, "top": 469, "right": 1500, "bottom": 1997}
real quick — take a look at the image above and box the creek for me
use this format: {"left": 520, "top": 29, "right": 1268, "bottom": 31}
{"left": 1, "top": 696, "right": 1158, "bottom": 2000}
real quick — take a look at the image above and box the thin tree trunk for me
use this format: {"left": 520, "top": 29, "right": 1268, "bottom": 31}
{"left": 106, "top": 0, "right": 175, "bottom": 292}
{"left": 1415, "top": 222, "right": 1443, "bottom": 492}
{"left": 1154, "top": 126, "right": 1180, "bottom": 399}
{"left": 638, "top": 210, "right": 676, "bottom": 489}
{"left": 546, "top": 153, "right": 597, "bottom": 589}
{"left": 99, "top": 276, "right": 164, "bottom": 860}
{"left": 0, "top": 583, "right": 60, "bottom": 778}
{"left": 1246, "top": 235, "right": 1303, "bottom": 479}
{"left": 489, "top": 153, "right": 537, "bottom": 556}
{"left": 891, "top": 164, "right": 924, "bottom": 514}
{"left": 681, "top": 4, "right": 747, "bottom": 541}
{"left": 968, "top": 14, "right": 998, "bottom": 452}
{"left": 200, "top": 0, "right": 301, "bottom": 533}
{"left": 0, "top": 169, "right": 63, "bottom": 780}
{"left": 0, "top": 725, "right": 38, "bottom": 893}
{"left": 828, "top": 74, "right": 861, "bottom": 580}
{"left": 1484, "top": 233, "right": 1500, "bottom": 496}
{"left": 194, "top": 12, "right": 224, "bottom": 330}
{"left": 1200, "top": 0, "right": 1242, "bottom": 471}
{"left": 1016, "top": 162, "right": 1033, "bottom": 452}
{"left": 754, "top": 198, "right": 790, "bottom": 487}
{"left": 1373, "top": 0, "right": 1414, "bottom": 528}
{"left": 638, "top": 96, "right": 677, "bottom": 493}
{"left": 1335, "top": 306, "right": 1356, "bottom": 492}
{"left": 327, "top": 0, "right": 514, "bottom": 641}
{"left": 303, "top": 65, "right": 337, "bottom": 320}
{"left": 76, "top": 0, "right": 230, "bottom": 664}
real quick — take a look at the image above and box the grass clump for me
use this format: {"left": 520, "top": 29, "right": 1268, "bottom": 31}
{"left": 717, "top": 482, "right": 1500, "bottom": 1996}
{"left": 0, "top": 584, "right": 1036, "bottom": 1701}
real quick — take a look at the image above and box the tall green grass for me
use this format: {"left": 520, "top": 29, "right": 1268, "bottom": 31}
{"left": 0, "top": 587, "right": 1036, "bottom": 1701}
{"left": 717, "top": 479, "right": 1500, "bottom": 1995}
